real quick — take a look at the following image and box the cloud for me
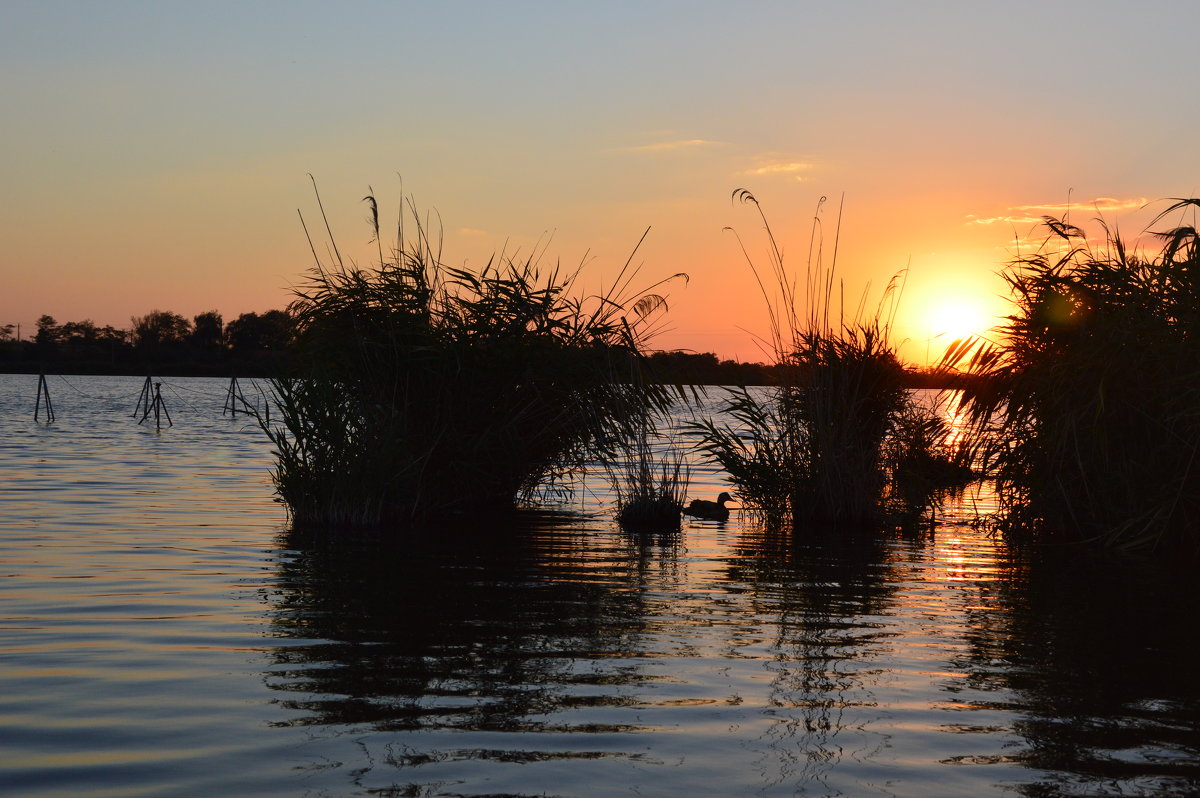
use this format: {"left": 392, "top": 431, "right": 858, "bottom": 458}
{"left": 967, "top": 196, "right": 1148, "bottom": 227}
{"left": 621, "top": 139, "right": 720, "bottom": 153}
{"left": 457, "top": 227, "right": 488, "bottom": 237}
{"left": 741, "top": 161, "right": 815, "bottom": 180}
{"left": 736, "top": 156, "right": 817, "bottom": 182}
{"left": 1014, "top": 197, "right": 1148, "bottom": 214}
{"left": 965, "top": 214, "right": 1044, "bottom": 227}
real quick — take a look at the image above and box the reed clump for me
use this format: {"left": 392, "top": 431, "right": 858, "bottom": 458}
{"left": 692, "top": 190, "right": 969, "bottom": 529}
{"left": 946, "top": 201, "right": 1200, "bottom": 554}
{"left": 606, "top": 422, "right": 690, "bottom": 535}
{"left": 264, "top": 186, "right": 681, "bottom": 529}
{"left": 882, "top": 397, "right": 976, "bottom": 518}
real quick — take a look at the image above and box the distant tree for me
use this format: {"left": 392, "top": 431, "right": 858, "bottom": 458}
{"left": 60, "top": 319, "right": 99, "bottom": 345}
{"left": 225, "top": 312, "right": 260, "bottom": 353}
{"left": 0, "top": 323, "right": 14, "bottom": 342}
{"left": 258, "top": 309, "right": 295, "bottom": 350}
{"left": 96, "top": 325, "right": 128, "bottom": 346}
{"left": 226, "top": 309, "right": 294, "bottom": 353}
{"left": 190, "top": 310, "right": 224, "bottom": 351}
{"left": 645, "top": 350, "right": 774, "bottom": 386}
{"left": 33, "top": 315, "right": 62, "bottom": 360}
{"left": 131, "top": 310, "right": 192, "bottom": 353}
{"left": 35, "top": 315, "right": 61, "bottom": 345}
{"left": 49, "top": 319, "right": 132, "bottom": 369}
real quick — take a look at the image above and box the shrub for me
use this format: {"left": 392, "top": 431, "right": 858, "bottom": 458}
{"left": 606, "top": 420, "right": 690, "bottom": 535}
{"left": 264, "top": 187, "right": 681, "bottom": 529}
{"left": 692, "top": 190, "right": 968, "bottom": 529}
{"left": 947, "top": 201, "right": 1200, "bottom": 554}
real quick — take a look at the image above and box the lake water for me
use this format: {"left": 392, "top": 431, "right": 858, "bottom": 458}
{"left": 2, "top": 374, "right": 1197, "bottom": 797}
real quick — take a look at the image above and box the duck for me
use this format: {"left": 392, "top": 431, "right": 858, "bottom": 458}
{"left": 684, "top": 491, "right": 735, "bottom": 521}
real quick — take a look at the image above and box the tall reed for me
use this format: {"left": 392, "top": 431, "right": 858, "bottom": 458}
{"left": 692, "top": 190, "right": 966, "bottom": 528}
{"left": 264, "top": 185, "right": 683, "bottom": 529}
{"left": 945, "top": 200, "right": 1200, "bottom": 554}
{"left": 605, "top": 418, "right": 691, "bottom": 534}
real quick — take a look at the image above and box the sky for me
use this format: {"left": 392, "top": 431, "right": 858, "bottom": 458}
{"left": 4, "top": 0, "right": 1200, "bottom": 363}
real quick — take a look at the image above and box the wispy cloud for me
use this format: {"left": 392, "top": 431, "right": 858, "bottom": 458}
{"left": 966, "top": 213, "right": 1043, "bottom": 227}
{"left": 621, "top": 138, "right": 720, "bottom": 153}
{"left": 742, "top": 161, "right": 815, "bottom": 180}
{"left": 967, "top": 196, "right": 1148, "bottom": 227}
{"left": 736, "top": 155, "right": 817, "bottom": 181}
{"left": 457, "top": 227, "right": 488, "bottom": 237}
{"left": 1016, "top": 197, "right": 1147, "bottom": 214}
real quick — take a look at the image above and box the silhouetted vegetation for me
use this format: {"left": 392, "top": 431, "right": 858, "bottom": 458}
{"left": 0, "top": 308, "right": 296, "bottom": 376}
{"left": 262, "top": 189, "right": 684, "bottom": 528}
{"left": 606, "top": 416, "right": 690, "bottom": 534}
{"left": 644, "top": 350, "right": 776, "bottom": 385}
{"left": 946, "top": 200, "right": 1200, "bottom": 555}
{"left": 2, "top": 311, "right": 781, "bottom": 385}
{"left": 693, "top": 191, "right": 973, "bottom": 530}
{"left": 18, "top": 189, "right": 1200, "bottom": 561}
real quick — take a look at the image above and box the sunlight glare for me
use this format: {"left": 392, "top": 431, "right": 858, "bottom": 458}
{"left": 926, "top": 297, "right": 993, "bottom": 341}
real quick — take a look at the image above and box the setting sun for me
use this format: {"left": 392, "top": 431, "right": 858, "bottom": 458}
{"left": 895, "top": 271, "right": 1008, "bottom": 366}
{"left": 926, "top": 296, "right": 995, "bottom": 341}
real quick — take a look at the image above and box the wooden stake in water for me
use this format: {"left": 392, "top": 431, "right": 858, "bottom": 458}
{"left": 223, "top": 375, "right": 253, "bottom": 416}
{"left": 34, "top": 373, "right": 56, "bottom": 423}
{"left": 138, "top": 382, "right": 173, "bottom": 431}
{"left": 133, "top": 375, "right": 154, "bottom": 419}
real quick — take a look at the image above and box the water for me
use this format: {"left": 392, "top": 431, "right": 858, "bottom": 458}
{"left": 2, "top": 375, "right": 1197, "bottom": 797}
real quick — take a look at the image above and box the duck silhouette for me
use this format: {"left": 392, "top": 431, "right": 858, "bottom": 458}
{"left": 683, "top": 491, "right": 735, "bottom": 521}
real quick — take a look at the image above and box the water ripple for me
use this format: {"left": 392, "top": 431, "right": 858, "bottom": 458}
{"left": 2, "top": 376, "right": 1197, "bottom": 797}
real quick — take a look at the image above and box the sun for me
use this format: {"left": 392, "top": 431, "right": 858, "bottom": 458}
{"left": 927, "top": 298, "right": 993, "bottom": 342}
{"left": 904, "top": 293, "right": 999, "bottom": 366}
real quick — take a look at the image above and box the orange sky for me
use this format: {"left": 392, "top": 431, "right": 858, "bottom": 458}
{"left": 4, "top": 2, "right": 1199, "bottom": 365}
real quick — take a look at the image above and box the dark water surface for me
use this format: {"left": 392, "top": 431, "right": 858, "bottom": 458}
{"left": 2, "top": 375, "right": 1197, "bottom": 796}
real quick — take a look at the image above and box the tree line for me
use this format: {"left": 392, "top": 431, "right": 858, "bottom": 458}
{"left": 0, "top": 308, "right": 792, "bottom": 384}
{"left": 0, "top": 309, "right": 296, "bottom": 376}
{"left": 0, "top": 311, "right": 958, "bottom": 387}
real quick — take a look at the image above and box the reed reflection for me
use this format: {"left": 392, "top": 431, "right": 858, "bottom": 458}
{"left": 954, "top": 546, "right": 1200, "bottom": 795}
{"left": 263, "top": 517, "right": 662, "bottom": 734}
{"left": 723, "top": 527, "right": 907, "bottom": 791}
